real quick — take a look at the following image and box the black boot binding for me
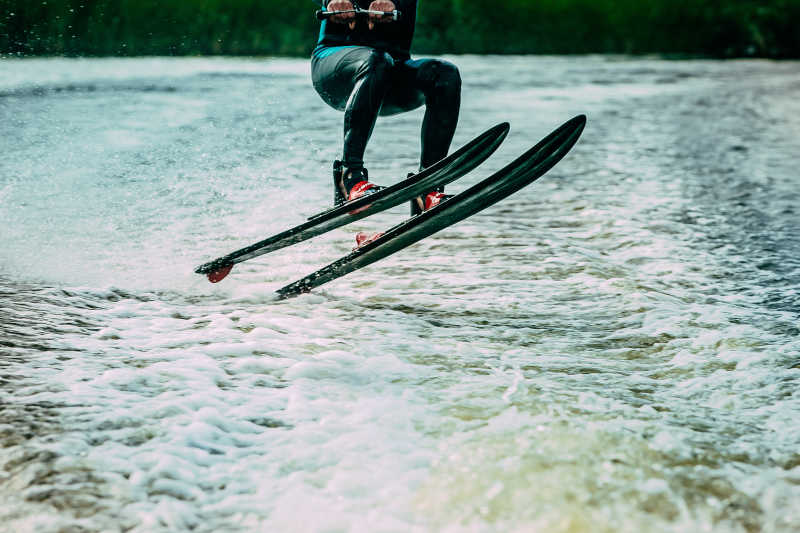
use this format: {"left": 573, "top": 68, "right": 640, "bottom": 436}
{"left": 332, "top": 160, "right": 380, "bottom": 207}
{"left": 332, "top": 160, "right": 347, "bottom": 206}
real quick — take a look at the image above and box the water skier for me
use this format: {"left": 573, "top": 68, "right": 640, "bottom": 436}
{"left": 312, "top": 0, "right": 461, "bottom": 216}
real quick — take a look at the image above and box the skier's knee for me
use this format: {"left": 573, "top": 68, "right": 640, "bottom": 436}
{"left": 419, "top": 60, "right": 461, "bottom": 98}
{"left": 436, "top": 61, "right": 461, "bottom": 96}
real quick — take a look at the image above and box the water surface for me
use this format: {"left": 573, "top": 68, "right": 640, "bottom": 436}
{"left": 1, "top": 55, "right": 799, "bottom": 532}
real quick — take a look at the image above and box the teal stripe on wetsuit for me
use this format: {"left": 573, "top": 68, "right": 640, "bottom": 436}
{"left": 313, "top": 45, "right": 357, "bottom": 60}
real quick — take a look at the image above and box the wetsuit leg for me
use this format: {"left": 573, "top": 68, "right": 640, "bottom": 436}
{"left": 312, "top": 46, "right": 395, "bottom": 170}
{"left": 312, "top": 50, "right": 461, "bottom": 171}
{"left": 381, "top": 59, "right": 462, "bottom": 169}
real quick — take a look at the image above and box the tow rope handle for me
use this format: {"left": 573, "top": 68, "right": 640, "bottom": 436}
{"left": 316, "top": 8, "right": 402, "bottom": 21}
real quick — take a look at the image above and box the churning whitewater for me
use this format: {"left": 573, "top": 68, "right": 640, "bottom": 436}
{"left": 1, "top": 56, "right": 799, "bottom": 532}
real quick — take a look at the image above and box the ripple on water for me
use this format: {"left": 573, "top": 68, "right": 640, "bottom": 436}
{"left": 1, "top": 57, "right": 799, "bottom": 532}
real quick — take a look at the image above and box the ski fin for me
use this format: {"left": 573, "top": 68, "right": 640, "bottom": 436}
{"left": 207, "top": 264, "right": 233, "bottom": 283}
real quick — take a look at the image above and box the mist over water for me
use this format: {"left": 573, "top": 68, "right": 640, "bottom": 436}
{"left": 1, "top": 56, "right": 799, "bottom": 532}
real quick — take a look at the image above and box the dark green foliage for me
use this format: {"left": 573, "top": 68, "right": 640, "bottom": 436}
{"left": 1, "top": 0, "right": 798, "bottom": 57}
{"left": 415, "top": 0, "right": 800, "bottom": 57}
{"left": 0, "top": 0, "right": 318, "bottom": 56}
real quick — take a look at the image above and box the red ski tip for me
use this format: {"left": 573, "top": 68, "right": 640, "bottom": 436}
{"left": 354, "top": 231, "right": 384, "bottom": 249}
{"left": 207, "top": 264, "right": 233, "bottom": 283}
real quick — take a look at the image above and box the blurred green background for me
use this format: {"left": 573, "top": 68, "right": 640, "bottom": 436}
{"left": 1, "top": 0, "right": 798, "bottom": 58}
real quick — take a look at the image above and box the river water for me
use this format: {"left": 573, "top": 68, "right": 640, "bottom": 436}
{"left": 0, "top": 55, "right": 798, "bottom": 532}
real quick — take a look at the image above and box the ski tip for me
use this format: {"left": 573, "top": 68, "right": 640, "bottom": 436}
{"left": 572, "top": 114, "right": 587, "bottom": 137}
{"left": 488, "top": 122, "right": 511, "bottom": 140}
{"left": 207, "top": 264, "right": 233, "bottom": 283}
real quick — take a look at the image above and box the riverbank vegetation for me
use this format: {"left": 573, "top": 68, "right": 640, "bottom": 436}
{"left": 1, "top": 0, "right": 798, "bottom": 58}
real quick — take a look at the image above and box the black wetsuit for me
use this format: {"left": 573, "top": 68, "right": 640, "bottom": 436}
{"left": 311, "top": 0, "right": 461, "bottom": 172}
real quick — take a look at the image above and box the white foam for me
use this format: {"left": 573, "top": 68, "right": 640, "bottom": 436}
{"left": 2, "top": 55, "right": 799, "bottom": 533}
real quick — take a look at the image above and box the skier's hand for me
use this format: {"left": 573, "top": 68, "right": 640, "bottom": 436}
{"left": 327, "top": 0, "right": 357, "bottom": 30}
{"left": 368, "top": 0, "right": 396, "bottom": 30}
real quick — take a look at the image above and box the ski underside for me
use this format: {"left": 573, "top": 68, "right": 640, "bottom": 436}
{"left": 194, "top": 122, "right": 511, "bottom": 281}
{"left": 277, "top": 114, "right": 586, "bottom": 298}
